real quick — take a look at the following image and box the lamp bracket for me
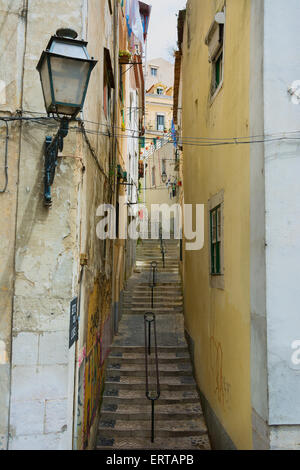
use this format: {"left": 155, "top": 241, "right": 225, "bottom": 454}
{"left": 44, "top": 118, "right": 69, "bottom": 207}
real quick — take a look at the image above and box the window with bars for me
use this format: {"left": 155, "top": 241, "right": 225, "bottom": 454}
{"left": 157, "top": 114, "right": 165, "bottom": 131}
{"left": 210, "top": 205, "right": 222, "bottom": 275}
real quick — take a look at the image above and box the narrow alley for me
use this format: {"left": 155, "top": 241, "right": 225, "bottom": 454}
{"left": 1, "top": 0, "right": 300, "bottom": 454}
{"left": 96, "top": 239, "right": 210, "bottom": 450}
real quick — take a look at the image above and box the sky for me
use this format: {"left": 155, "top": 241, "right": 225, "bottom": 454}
{"left": 146, "top": 0, "right": 187, "bottom": 63}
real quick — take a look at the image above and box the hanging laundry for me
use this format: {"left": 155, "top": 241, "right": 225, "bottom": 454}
{"left": 126, "top": 0, "right": 144, "bottom": 46}
{"left": 171, "top": 119, "right": 177, "bottom": 148}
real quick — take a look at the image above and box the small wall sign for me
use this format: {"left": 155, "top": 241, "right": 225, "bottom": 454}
{"left": 69, "top": 297, "right": 78, "bottom": 348}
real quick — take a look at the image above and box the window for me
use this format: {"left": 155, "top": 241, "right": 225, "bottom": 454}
{"left": 128, "top": 155, "right": 132, "bottom": 200}
{"left": 152, "top": 167, "right": 156, "bottom": 186}
{"left": 157, "top": 114, "right": 165, "bottom": 131}
{"left": 119, "top": 65, "right": 123, "bottom": 102}
{"left": 151, "top": 67, "right": 157, "bottom": 77}
{"left": 157, "top": 87, "right": 164, "bottom": 95}
{"left": 103, "top": 67, "right": 111, "bottom": 118}
{"left": 209, "top": 190, "right": 224, "bottom": 289}
{"left": 116, "top": 200, "right": 120, "bottom": 238}
{"left": 212, "top": 48, "right": 223, "bottom": 95}
{"left": 103, "top": 48, "right": 115, "bottom": 119}
{"left": 129, "top": 92, "right": 133, "bottom": 124}
{"left": 128, "top": 177, "right": 133, "bottom": 200}
{"left": 214, "top": 51, "right": 223, "bottom": 90}
{"left": 205, "top": 10, "right": 225, "bottom": 96}
{"left": 162, "top": 159, "right": 166, "bottom": 173}
{"left": 210, "top": 206, "right": 221, "bottom": 275}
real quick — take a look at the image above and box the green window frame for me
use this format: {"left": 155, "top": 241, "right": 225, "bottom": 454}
{"left": 215, "top": 52, "right": 223, "bottom": 90}
{"left": 210, "top": 205, "right": 222, "bottom": 275}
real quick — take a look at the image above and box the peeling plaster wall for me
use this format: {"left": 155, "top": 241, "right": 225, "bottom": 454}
{"left": 0, "top": 0, "right": 28, "bottom": 450}
{"left": 1, "top": 0, "right": 135, "bottom": 450}
{"left": 2, "top": 0, "right": 86, "bottom": 451}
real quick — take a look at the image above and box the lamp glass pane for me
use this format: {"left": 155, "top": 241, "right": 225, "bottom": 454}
{"left": 40, "top": 57, "right": 52, "bottom": 109}
{"left": 51, "top": 41, "right": 88, "bottom": 59}
{"left": 50, "top": 56, "right": 90, "bottom": 108}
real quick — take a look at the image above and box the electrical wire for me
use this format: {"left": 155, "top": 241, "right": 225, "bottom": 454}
{"left": 80, "top": 122, "right": 110, "bottom": 183}
{"left": 2, "top": 113, "right": 300, "bottom": 148}
{"left": 21, "top": 110, "right": 300, "bottom": 143}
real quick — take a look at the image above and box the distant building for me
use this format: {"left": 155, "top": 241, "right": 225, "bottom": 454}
{"left": 140, "top": 58, "right": 180, "bottom": 233}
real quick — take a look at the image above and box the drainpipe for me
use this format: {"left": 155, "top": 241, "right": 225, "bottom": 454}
{"left": 7, "top": 0, "right": 28, "bottom": 450}
{"left": 111, "top": 0, "right": 119, "bottom": 335}
{"left": 143, "top": 37, "right": 148, "bottom": 207}
{"left": 115, "top": 246, "right": 123, "bottom": 333}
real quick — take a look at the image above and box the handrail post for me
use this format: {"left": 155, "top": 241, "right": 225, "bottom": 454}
{"left": 144, "top": 312, "right": 160, "bottom": 444}
{"left": 151, "top": 400, "right": 155, "bottom": 443}
{"left": 162, "top": 246, "right": 165, "bottom": 269}
{"left": 160, "top": 241, "right": 166, "bottom": 269}
{"left": 148, "top": 316, "right": 152, "bottom": 356}
{"left": 151, "top": 285, "right": 154, "bottom": 309}
{"left": 150, "top": 261, "right": 157, "bottom": 309}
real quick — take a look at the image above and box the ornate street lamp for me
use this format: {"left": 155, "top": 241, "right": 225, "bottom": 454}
{"left": 161, "top": 171, "right": 167, "bottom": 184}
{"left": 37, "top": 28, "right": 97, "bottom": 118}
{"left": 37, "top": 29, "right": 97, "bottom": 206}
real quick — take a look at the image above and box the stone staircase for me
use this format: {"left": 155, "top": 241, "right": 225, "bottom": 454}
{"left": 96, "top": 239, "right": 210, "bottom": 450}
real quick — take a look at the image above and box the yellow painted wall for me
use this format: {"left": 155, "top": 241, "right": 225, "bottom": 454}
{"left": 182, "top": 0, "right": 252, "bottom": 449}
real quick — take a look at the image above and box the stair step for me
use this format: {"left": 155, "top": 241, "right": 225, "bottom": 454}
{"left": 124, "top": 306, "right": 183, "bottom": 311}
{"left": 122, "top": 310, "right": 183, "bottom": 315}
{"left": 101, "top": 402, "right": 202, "bottom": 416}
{"left": 131, "top": 286, "right": 182, "bottom": 290}
{"left": 128, "top": 283, "right": 182, "bottom": 286}
{"left": 110, "top": 346, "right": 188, "bottom": 354}
{"left": 102, "top": 389, "right": 200, "bottom": 405}
{"left": 98, "top": 418, "right": 207, "bottom": 438}
{"left": 106, "top": 365, "right": 192, "bottom": 377}
{"left": 137, "top": 260, "right": 179, "bottom": 262}
{"left": 123, "top": 303, "right": 182, "bottom": 308}
{"left": 105, "top": 376, "right": 196, "bottom": 391}
{"left": 124, "top": 293, "right": 183, "bottom": 297}
{"left": 130, "top": 290, "right": 182, "bottom": 293}
{"left": 96, "top": 435, "right": 211, "bottom": 450}
{"left": 107, "top": 363, "right": 191, "bottom": 371}
{"left": 129, "top": 285, "right": 181, "bottom": 288}
{"left": 108, "top": 355, "right": 190, "bottom": 365}
{"left": 100, "top": 411, "right": 201, "bottom": 422}
{"left": 137, "top": 263, "right": 179, "bottom": 265}
{"left": 123, "top": 301, "right": 182, "bottom": 304}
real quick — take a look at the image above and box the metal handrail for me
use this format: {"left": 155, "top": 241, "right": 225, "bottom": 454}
{"left": 149, "top": 261, "right": 157, "bottom": 309}
{"left": 161, "top": 242, "right": 166, "bottom": 269}
{"left": 159, "top": 229, "right": 166, "bottom": 269}
{"left": 159, "top": 226, "right": 163, "bottom": 243}
{"left": 144, "top": 312, "right": 160, "bottom": 443}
